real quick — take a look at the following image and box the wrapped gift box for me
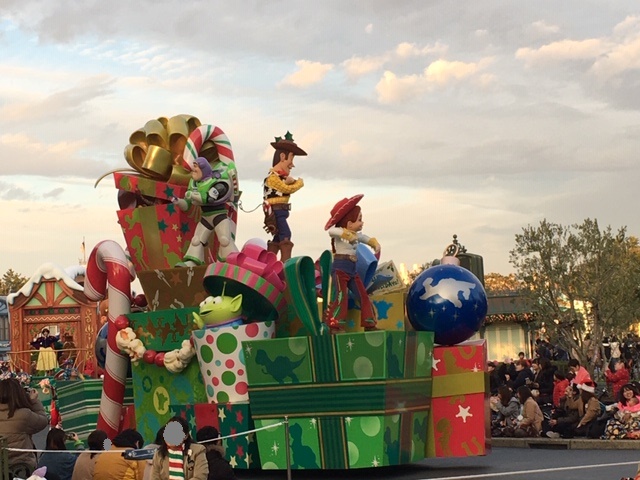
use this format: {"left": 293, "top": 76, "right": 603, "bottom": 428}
{"left": 127, "top": 306, "right": 198, "bottom": 351}
{"left": 137, "top": 266, "right": 209, "bottom": 311}
{"left": 426, "top": 339, "right": 491, "bottom": 458}
{"left": 216, "top": 402, "right": 261, "bottom": 469}
{"left": 254, "top": 410, "right": 430, "bottom": 470}
{"left": 343, "top": 288, "right": 407, "bottom": 332}
{"left": 244, "top": 331, "right": 433, "bottom": 469}
{"left": 131, "top": 359, "right": 206, "bottom": 443}
{"left": 192, "top": 321, "right": 276, "bottom": 404}
{"left": 56, "top": 379, "right": 134, "bottom": 439}
{"left": 118, "top": 203, "right": 200, "bottom": 272}
{"left": 114, "top": 172, "right": 189, "bottom": 203}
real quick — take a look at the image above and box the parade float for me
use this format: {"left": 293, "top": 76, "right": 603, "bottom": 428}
{"left": 77, "top": 114, "right": 491, "bottom": 470}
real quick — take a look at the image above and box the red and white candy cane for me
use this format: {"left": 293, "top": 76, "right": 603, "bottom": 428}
{"left": 182, "top": 124, "right": 239, "bottom": 262}
{"left": 182, "top": 124, "right": 234, "bottom": 168}
{"left": 84, "top": 240, "right": 134, "bottom": 439}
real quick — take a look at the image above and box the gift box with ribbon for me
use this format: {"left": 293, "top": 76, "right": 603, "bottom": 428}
{"left": 127, "top": 306, "right": 198, "bottom": 351}
{"left": 192, "top": 321, "right": 276, "bottom": 404}
{"left": 114, "top": 172, "right": 189, "bottom": 203}
{"left": 244, "top": 330, "right": 434, "bottom": 468}
{"left": 342, "top": 288, "right": 407, "bottom": 332}
{"left": 169, "top": 403, "right": 219, "bottom": 439}
{"left": 56, "top": 379, "right": 134, "bottom": 439}
{"left": 426, "top": 339, "right": 491, "bottom": 458}
{"left": 131, "top": 359, "right": 207, "bottom": 443}
{"left": 215, "top": 401, "right": 261, "bottom": 469}
{"left": 137, "top": 266, "right": 209, "bottom": 311}
{"left": 118, "top": 203, "right": 200, "bottom": 272}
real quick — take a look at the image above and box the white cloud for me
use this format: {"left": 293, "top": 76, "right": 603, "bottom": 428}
{"left": 375, "top": 58, "right": 493, "bottom": 103}
{"left": 342, "top": 55, "right": 388, "bottom": 79}
{"left": 280, "top": 60, "right": 334, "bottom": 87}
{"left": 531, "top": 20, "right": 560, "bottom": 35}
{"left": 516, "top": 39, "right": 607, "bottom": 65}
{"left": 395, "top": 41, "right": 448, "bottom": 58}
{"left": 341, "top": 41, "right": 449, "bottom": 80}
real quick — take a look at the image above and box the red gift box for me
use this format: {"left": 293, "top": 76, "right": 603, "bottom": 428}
{"left": 427, "top": 339, "right": 491, "bottom": 458}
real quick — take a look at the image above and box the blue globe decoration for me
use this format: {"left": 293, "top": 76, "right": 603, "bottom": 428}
{"left": 406, "top": 263, "right": 488, "bottom": 346}
{"left": 95, "top": 323, "right": 108, "bottom": 369}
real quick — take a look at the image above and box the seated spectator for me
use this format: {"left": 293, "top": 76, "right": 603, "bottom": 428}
{"left": 196, "top": 426, "right": 236, "bottom": 480}
{"left": 603, "top": 383, "right": 640, "bottom": 439}
{"left": 606, "top": 359, "right": 631, "bottom": 400}
{"left": 71, "top": 429, "right": 107, "bottom": 480}
{"left": 490, "top": 386, "right": 520, "bottom": 437}
{"left": 37, "top": 429, "right": 84, "bottom": 480}
{"left": 547, "top": 384, "right": 582, "bottom": 438}
{"left": 143, "top": 426, "right": 164, "bottom": 480}
{"left": 530, "top": 357, "right": 555, "bottom": 405}
{"left": 568, "top": 359, "right": 592, "bottom": 386}
{"left": 506, "top": 359, "right": 534, "bottom": 391}
{"left": 552, "top": 371, "right": 570, "bottom": 408}
{"left": 94, "top": 428, "right": 147, "bottom": 480}
{"left": 487, "top": 361, "right": 501, "bottom": 395}
{"left": 513, "top": 386, "right": 544, "bottom": 437}
{"left": 564, "top": 381, "right": 601, "bottom": 438}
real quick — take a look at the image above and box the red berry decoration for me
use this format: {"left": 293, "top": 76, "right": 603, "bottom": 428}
{"left": 114, "top": 315, "right": 130, "bottom": 331}
{"left": 154, "top": 352, "right": 166, "bottom": 368}
{"left": 133, "top": 294, "right": 148, "bottom": 308}
{"left": 143, "top": 350, "right": 157, "bottom": 364}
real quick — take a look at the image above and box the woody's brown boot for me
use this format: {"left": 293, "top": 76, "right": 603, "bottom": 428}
{"left": 267, "top": 241, "right": 280, "bottom": 255}
{"left": 279, "top": 239, "right": 294, "bottom": 262}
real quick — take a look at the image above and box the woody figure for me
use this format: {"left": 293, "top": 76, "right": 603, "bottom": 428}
{"left": 263, "top": 131, "right": 306, "bottom": 262}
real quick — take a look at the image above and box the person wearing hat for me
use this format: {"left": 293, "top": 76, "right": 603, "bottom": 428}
{"left": 263, "top": 131, "right": 306, "bottom": 261}
{"left": 174, "top": 156, "right": 238, "bottom": 265}
{"left": 324, "top": 194, "right": 380, "bottom": 333}
{"left": 30, "top": 327, "right": 60, "bottom": 375}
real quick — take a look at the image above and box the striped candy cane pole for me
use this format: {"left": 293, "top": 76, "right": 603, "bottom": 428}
{"left": 84, "top": 240, "right": 134, "bottom": 438}
{"left": 182, "top": 124, "right": 239, "bottom": 262}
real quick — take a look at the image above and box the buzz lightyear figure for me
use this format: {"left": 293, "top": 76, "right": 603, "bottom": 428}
{"left": 174, "top": 156, "right": 238, "bottom": 266}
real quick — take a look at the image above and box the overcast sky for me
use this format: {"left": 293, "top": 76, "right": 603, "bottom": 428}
{"left": 1, "top": 1, "right": 640, "bottom": 281}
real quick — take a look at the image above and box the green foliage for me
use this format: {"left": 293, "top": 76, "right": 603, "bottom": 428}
{"left": 0, "top": 269, "right": 28, "bottom": 295}
{"left": 509, "top": 218, "right": 640, "bottom": 374}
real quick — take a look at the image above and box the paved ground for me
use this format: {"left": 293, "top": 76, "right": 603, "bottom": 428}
{"left": 31, "top": 427, "right": 640, "bottom": 480}
{"left": 234, "top": 448, "right": 640, "bottom": 480}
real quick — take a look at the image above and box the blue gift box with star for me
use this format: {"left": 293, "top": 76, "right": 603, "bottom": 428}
{"left": 244, "top": 330, "right": 434, "bottom": 468}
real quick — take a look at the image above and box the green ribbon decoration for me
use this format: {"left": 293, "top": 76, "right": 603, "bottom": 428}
{"left": 283, "top": 256, "right": 326, "bottom": 336}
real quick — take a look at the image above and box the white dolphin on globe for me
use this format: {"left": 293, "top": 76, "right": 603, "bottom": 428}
{"left": 419, "top": 276, "right": 477, "bottom": 308}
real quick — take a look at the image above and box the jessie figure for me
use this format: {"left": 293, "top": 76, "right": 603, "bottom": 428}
{"left": 324, "top": 194, "right": 381, "bottom": 333}
{"left": 263, "top": 131, "right": 306, "bottom": 262}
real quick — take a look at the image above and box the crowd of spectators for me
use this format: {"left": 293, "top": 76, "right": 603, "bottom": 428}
{"left": 489, "top": 335, "right": 640, "bottom": 441}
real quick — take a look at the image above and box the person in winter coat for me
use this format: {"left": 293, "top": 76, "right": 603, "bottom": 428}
{"left": 71, "top": 429, "right": 107, "bottom": 480}
{"left": 603, "top": 383, "right": 640, "bottom": 439}
{"left": 151, "top": 416, "right": 208, "bottom": 480}
{"left": 547, "top": 383, "right": 583, "bottom": 438}
{"left": 514, "top": 386, "right": 544, "bottom": 437}
{"left": 530, "top": 357, "right": 555, "bottom": 405}
{"left": 606, "top": 359, "right": 631, "bottom": 400}
{"left": 568, "top": 359, "right": 592, "bottom": 386}
{"left": 0, "top": 378, "right": 49, "bottom": 475}
{"left": 37, "top": 428, "right": 84, "bottom": 480}
{"left": 195, "top": 426, "right": 236, "bottom": 480}
{"left": 93, "top": 429, "right": 147, "bottom": 480}
{"left": 505, "top": 360, "right": 534, "bottom": 391}
{"left": 491, "top": 386, "right": 520, "bottom": 437}
{"left": 552, "top": 371, "right": 570, "bottom": 408}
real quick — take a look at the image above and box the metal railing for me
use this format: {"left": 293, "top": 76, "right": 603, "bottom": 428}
{"left": 7, "top": 348, "right": 96, "bottom": 378}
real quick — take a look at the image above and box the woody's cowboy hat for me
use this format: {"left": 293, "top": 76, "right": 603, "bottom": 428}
{"left": 325, "top": 194, "right": 364, "bottom": 230}
{"left": 270, "top": 131, "right": 307, "bottom": 156}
